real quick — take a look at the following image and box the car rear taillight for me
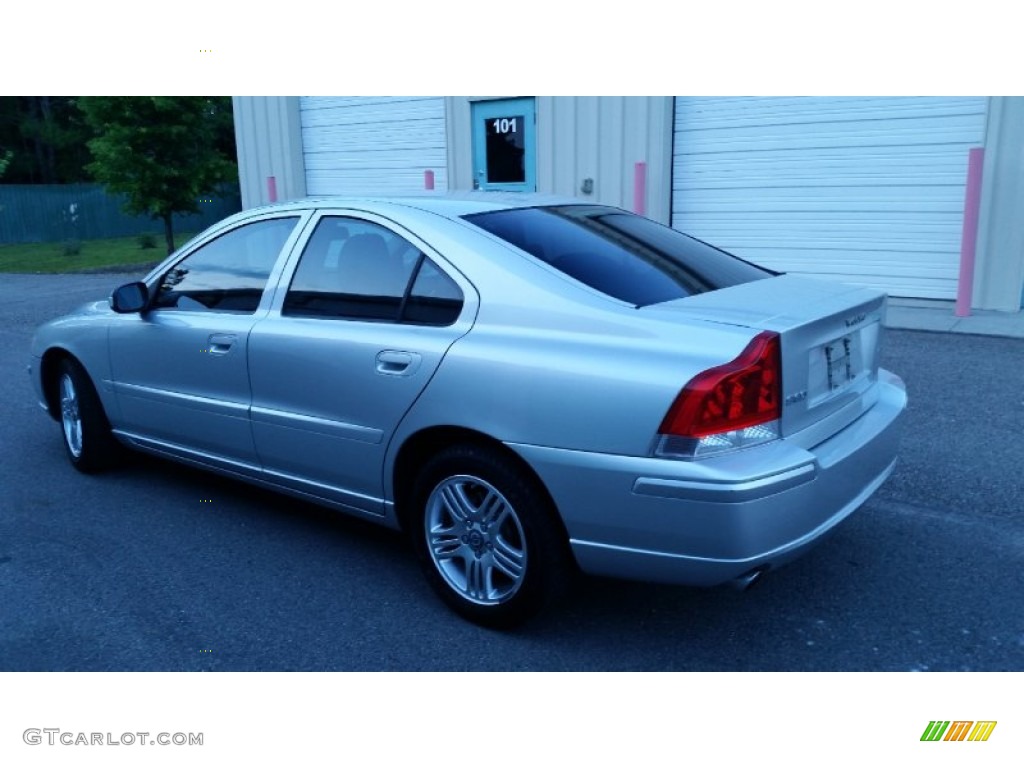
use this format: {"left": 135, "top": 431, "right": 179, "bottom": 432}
{"left": 655, "top": 331, "right": 781, "bottom": 459}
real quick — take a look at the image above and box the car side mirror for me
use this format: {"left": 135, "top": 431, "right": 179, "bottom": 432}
{"left": 110, "top": 281, "right": 150, "bottom": 313}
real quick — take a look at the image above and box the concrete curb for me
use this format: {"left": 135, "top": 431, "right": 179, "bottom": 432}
{"left": 885, "top": 301, "right": 1024, "bottom": 339}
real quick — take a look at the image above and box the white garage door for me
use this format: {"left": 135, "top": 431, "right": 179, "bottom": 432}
{"left": 672, "top": 97, "right": 988, "bottom": 298}
{"left": 300, "top": 97, "right": 448, "bottom": 195}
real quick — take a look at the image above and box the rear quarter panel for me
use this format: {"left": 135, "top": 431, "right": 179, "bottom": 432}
{"left": 390, "top": 309, "right": 755, "bottom": 458}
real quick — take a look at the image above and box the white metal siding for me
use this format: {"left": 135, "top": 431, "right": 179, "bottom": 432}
{"left": 232, "top": 97, "right": 307, "bottom": 209}
{"left": 535, "top": 96, "right": 673, "bottom": 224}
{"left": 445, "top": 97, "right": 673, "bottom": 224}
{"left": 672, "top": 97, "right": 989, "bottom": 298}
{"left": 300, "top": 97, "right": 448, "bottom": 195}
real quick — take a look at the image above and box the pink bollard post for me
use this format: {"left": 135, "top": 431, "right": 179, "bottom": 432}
{"left": 633, "top": 162, "right": 647, "bottom": 216}
{"left": 424, "top": 170, "right": 435, "bottom": 191}
{"left": 267, "top": 176, "right": 278, "bottom": 204}
{"left": 955, "top": 148, "right": 984, "bottom": 317}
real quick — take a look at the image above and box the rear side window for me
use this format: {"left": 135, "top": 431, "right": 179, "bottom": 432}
{"left": 404, "top": 259, "right": 464, "bottom": 326}
{"left": 283, "top": 216, "right": 464, "bottom": 326}
{"left": 464, "top": 205, "right": 772, "bottom": 306}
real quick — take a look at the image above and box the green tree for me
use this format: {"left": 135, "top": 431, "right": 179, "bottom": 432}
{"left": 0, "top": 148, "right": 12, "bottom": 178}
{"left": 0, "top": 97, "right": 95, "bottom": 183}
{"left": 78, "top": 97, "right": 237, "bottom": 254}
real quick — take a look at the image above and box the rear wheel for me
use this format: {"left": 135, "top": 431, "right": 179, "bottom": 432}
{"left": 57, "top": 358, "right": 119, "bottom": 473}
{"left": 411, "top": 444, "right": 571, "bottom": 628}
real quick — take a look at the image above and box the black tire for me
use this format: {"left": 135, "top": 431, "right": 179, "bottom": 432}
{"left": 410, "top": 443, "right": 573, "bottom": 628}
{"left": 55, "top": 358, "right": 120, "bottom": 473}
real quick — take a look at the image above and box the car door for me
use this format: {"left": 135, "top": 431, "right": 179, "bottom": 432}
{"left": 247, "top": 211, "right": 477, "bottom": 515}
{"left": 107, "top": 214, "right": 305, "bottom": 468}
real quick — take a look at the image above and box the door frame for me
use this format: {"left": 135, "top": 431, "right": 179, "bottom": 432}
{"left": 470, "top": 97, "right": 536, "bottom": 192}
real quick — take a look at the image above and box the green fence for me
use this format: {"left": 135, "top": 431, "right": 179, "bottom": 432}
{"left": 0, "top": 184, "right": 241, "bottom": 245}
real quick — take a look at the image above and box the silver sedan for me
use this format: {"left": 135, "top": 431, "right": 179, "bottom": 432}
{"left": 29, "top": 194, "right": 906, "bottom": 626}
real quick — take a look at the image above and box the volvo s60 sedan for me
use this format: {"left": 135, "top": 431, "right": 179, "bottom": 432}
{"left": 29, "top": 194, "right": 906, "bottom": 626}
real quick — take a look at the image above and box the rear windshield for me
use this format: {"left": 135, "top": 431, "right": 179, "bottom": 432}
{"left": 464, "top": 205, "right": 773, "bottom": 306}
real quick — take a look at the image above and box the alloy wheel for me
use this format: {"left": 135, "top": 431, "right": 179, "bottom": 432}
{"left": 60, "top": 373, "right": 83, "bottom": 459}
{"left": 425, "top": 474, "right": 527, "bottom": 605}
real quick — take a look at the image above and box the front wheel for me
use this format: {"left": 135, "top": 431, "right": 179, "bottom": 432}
{"left": 56, "top": 358, "right": 120, "bottom": 473}
{"left": 411, "top": 445, "right": 572, "bottom": 628}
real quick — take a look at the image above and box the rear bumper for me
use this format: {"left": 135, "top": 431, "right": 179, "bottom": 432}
{"left": 509, "top": 370, "right": 906, "bottom": 586}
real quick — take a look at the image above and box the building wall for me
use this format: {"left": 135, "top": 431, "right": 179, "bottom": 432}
{"left": 232, "top": 96, "right": 306, "bottom": 209}
{"left": 232, "top": 96, "right": 1023, "bottom": 310}
{"left": 975, "top": 96, "right": 1024, "bottom": 311}
{"left": 671, "top": 96, "right": 990, "bottom": 300}
{"left": 446, "top": 96, "right": 673, "bottom": 224}
{"left": 300, "top": 97, "right": 448, "bottom": 195}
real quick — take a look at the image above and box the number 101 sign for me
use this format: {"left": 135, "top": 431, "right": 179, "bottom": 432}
{"left": 490, "top": 117, "right": 520, "bottom": 136}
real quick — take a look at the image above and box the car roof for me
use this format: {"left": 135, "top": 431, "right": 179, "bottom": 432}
{"left": 242, "top": 191, "right": 585, "bottom": 220}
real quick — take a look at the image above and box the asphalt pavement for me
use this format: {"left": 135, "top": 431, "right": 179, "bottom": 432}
{"left": 1, "top": 272, "right": 1022, "bottom": 670}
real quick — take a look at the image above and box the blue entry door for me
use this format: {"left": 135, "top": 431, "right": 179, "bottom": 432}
{"left": 471, "top": 98, "right": 536, "bottom": 192}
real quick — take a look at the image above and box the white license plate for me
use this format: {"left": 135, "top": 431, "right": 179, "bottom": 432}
{"left": 824, "top": 335, "right": 855, "bottom": 391}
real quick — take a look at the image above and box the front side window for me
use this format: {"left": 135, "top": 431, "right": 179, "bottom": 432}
{"left": 464, "top": 206, "right": 773, "bottom": 306}
{"left": 283, "top": 217, "right": 463, "bottom": 326}
{"left": 152, "top": 217, "right": 299, "bottom": 313}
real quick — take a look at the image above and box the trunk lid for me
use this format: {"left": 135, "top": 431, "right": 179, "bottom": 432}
{"left": 641, "top": 274, "right": 886, "bottom": 439}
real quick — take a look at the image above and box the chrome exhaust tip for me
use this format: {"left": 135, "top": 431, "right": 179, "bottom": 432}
{"left": 729, "top": 568, "right": 766, "bottom": 592}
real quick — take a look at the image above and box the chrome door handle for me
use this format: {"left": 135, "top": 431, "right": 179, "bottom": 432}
{"left": 375, "top": 350, "right": 421, "bottom": 376}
